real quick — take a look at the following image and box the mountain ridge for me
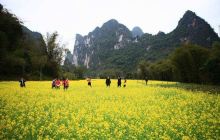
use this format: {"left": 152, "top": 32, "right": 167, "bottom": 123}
{"left": 70, "top": 10, "right": 220, "bottom": 74}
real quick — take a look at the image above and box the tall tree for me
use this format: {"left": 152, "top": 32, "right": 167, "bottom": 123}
{"left": 171, "top": 44, "right": 210, "bottom": 83}
{"left": 202, "top": 42, "right": 220, "bottom": 84}
{"left": 44, "top": 32, "right": 65, "bottom": 77}
{"left": 45, "top": 32, "right": 63, "bottom": 64}
{"left": 31, "top": 55, "right": 47, "bottom": 80}
{"left": 137, "top": 60, "right": 150, "bottom": 79}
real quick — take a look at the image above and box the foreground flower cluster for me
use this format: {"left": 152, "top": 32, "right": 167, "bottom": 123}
{"left": 0, "top": 80, "right": 219, "bottom": 139}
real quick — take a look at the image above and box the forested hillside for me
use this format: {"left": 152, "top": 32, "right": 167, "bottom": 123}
{"left": 0, "top": 4, "right": 64, "bottom": 80}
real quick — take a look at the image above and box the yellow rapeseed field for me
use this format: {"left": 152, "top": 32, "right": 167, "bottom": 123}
{"left": 0, "top": 80, "right": 219, "bottom": 139}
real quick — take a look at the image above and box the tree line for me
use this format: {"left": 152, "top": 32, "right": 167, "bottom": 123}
{"left": 137, "top": 43, "right": 220, "bottom": 85}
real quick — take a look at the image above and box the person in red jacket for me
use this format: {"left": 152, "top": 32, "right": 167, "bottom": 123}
{"left": 55, "top": 79, "right": 61, "bottom": 89}
{"left": 63, "top": 78, "right": 69, "bottom": 90}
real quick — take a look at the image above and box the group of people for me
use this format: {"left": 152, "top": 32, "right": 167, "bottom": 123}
{"left": 105, "top": 76, "right": 127, "bottom": 87}
{"left": 19, "top": 76, "right": 128, "bottom": 89}
{"left": 85, "top": 76, "right": 127, "bottom": 88}
{"left": 52, "top": 78, "right": 69, "bottom": 90}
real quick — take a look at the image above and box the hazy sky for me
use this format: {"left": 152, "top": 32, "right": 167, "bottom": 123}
{"left": 1, "top": 0, "right": 220, "bottom": 51}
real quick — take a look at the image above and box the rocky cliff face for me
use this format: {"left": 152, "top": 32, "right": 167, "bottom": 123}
{"left": 170, "top": 10, "right": 219, "bottom": 47}
{"left": 73, "top": 19, "right": 132, "bottom": 69}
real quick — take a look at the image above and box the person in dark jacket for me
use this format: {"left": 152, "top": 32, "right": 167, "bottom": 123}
{"left": 106, "top": 77, "right": 111, "bottom": 87}
{"left": 117, "top": 76, "right": 122, "bottom": 87}
{"left": 19, "top": 77, "right": 26, "bottom": 87}
{"left": 87, "top": 77, "right": 92, "bottom": 87}
{"left": 145, "top": 76, "right": 148, "bottom": 85}
{"left": 52, "top": 79, "right": 56, "bottom": 89}
{"left": 123, "top": 79, "right": 127, "bottom": 87}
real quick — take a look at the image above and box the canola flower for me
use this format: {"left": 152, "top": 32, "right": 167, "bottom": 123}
{"left": 0, "top": 80, "right": 219, "bottom": 139}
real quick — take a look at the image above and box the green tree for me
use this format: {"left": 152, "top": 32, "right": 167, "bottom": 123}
{"left": 202, "top": 42, "right": 220, "bottom": 84}
{"left": 45, "top": 32, "right": 64, "bottom": 64}
{"left": 0, "top": 4, "right": 23, "bottom": 78}
{"left": 31, "top": 55, "right": 47, "bottom": 80}
{"left": 149, "top": 60, "right": 177, "bottom": 81}
{"left": 137, "top": 60, "right": 150, "bottom": 80}
{"left": 171, "top": 44, "right": 210, "bottom": 83}
{"left": 0, "top": 4, "right": 23, "bottom": 50}
{"left": 44, "top": 32, "right": 65, "bottom": 77}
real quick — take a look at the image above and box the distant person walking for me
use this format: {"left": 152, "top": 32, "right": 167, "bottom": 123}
{"left": 117, "top": 76, "right": 122, "bottom": 87}
{"left": 123, "top": 79, "right": 127, "bottom": 87}
{"left": 106, "top": 77, "right": 111, "bottom": 87}
{"left": 145, "top": 76, "right": 148, "bottom": 85}
{"left": 87, "top": 77, "right": 92, "bottom": 87}
{"left": 19, "top": 77, "right": 26, "bottom": 87}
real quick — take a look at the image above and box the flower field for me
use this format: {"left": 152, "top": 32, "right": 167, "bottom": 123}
{"left": 0, "top": 80, "right": 219, "bottom": 139}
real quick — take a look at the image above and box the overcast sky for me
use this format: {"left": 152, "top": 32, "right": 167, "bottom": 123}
{"left": 1, "top": 0, "right": 220, "bottom": 52}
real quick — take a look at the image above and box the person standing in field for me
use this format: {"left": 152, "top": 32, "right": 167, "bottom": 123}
{"left": 87, "top": 77, "right": 92, "bottom": 87}
{"left": 106, "top": 76, "right": 111, "bottom": 87}
{"left": 145, "top": 76, "right": 148, "bottom": 85}
{"left": 63, "top": 78, "right": 69, "bottom": 90}
{"left": 62, "top": 78, "right": 65, "bottom": 89}
{"left": 65, "top": 78, "right": 69, "bottom": 89}
{"left": 117, "top": 76, "right": 122, "bottom": 87}
{"left": 52, "top": 79, "right": 56, "bottom": 88}
{"left": 55, "top": 78, "right": 61, "bottom": 89}
{"left": 123, "top": 79, "right": 127, "bottom": 87}
{"left": 19, "top": 77, "right": 26, "bottom": 87}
